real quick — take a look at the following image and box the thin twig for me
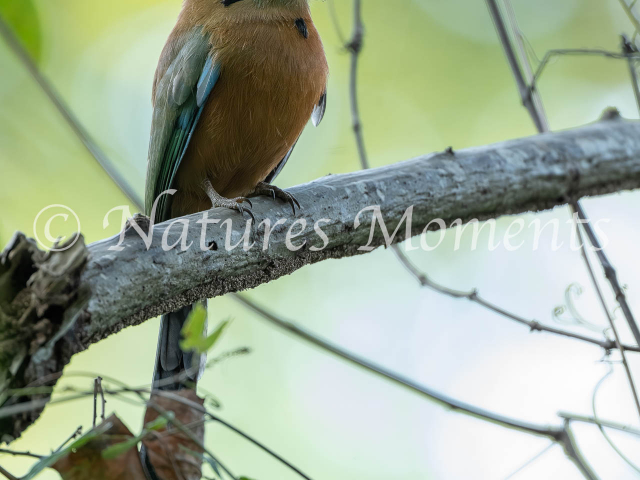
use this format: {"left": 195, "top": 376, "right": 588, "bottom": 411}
{"left": 619, "top": 0, "right": 640, "bottom": 33}
{"left": 327, "top": 0, "right": 347, "bottom": 46}
{"left": 503, "top": 0, "right": 550, "bottom": 131}
{"left": 485, "top": 0, "right": 547, "bottom": 131}
{"left": 558, "top": 412, "right": 640, "bottom": 437}
{"left": 93, "top": 377, "right": 98, "bottom": 427}
{"left": 0, "top": 466, "right": 19, "bottom": 480}
{"left": 232, "top": 292, "right": 562, "bottom": 436}
{"left": 0, "top": 15, "right": 143, "bottom": 210}
{"left": 345, "top": 0, "right": 370, "bottom": 169}
{"left": 232, "top": 293, "right": 599, "bottom": 478}
{"left": 392, "top": 249, "right": 640, "bottom": 353}
{"left": 208, "top": 415, "right": 311, "bottom": 480}
{"left": 502, "top": 443, "right": 555, "bottom": 480}
{"left": 91, "top": 377, "right": 107, "bottom": 426}
{"left": 0, "top": 448, "right": 43, "bottom": 459}
{"left": 0, "top": 392, "right": 94, "bottom": 419}
{"left": 573, "top": 219, "right": 640, "bottom": 420}
{"left": 622, "top": 34, "right": 640, "bottom": 115}
{"left": 558, "top": 423, "right": 599, "bottom": 480}
{"left": 98, "top": 377, "right": 106, "bottom": 422}
{"left": 574, "top": 203, "right": 640, "bottom": 347}
{"left": 530, "top": 48, "right": 640, "bottom": 94}
{"left": 53, "top": 426, "right": 82, "bottom": 454}
{"left": 205, "top": 347, "right": 251, "bottom": 369}
{"left": 591, "top": 366, "right": 640, "bottom": 473}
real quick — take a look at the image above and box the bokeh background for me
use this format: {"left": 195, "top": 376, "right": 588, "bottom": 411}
{"left": 2, "top": 0, "right": 640, "bottom": 478}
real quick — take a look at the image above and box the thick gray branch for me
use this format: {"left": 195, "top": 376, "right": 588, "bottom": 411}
{"left": 88, "top": 116, "right": 640, "bottom": 334}
{"left": 2, "top": 116, "right": 640, "bottom": 440}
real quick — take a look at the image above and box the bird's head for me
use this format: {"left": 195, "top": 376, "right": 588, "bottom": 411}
{"left": 221, "top": 0, "right": 308, "bottom": 7}
{"left": 181, "top": 0, "right": 311, "bottom": 24}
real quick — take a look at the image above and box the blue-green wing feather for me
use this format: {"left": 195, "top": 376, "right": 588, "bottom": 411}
{"left": 145, "top": 29, "right": 221, "bottom": 222}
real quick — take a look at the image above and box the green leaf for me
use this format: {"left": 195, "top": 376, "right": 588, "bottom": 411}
{"left": 180, "top": 304, "right": 230, "bottom": 354}
{"left": 101, "top": 415, "right": 169, "bottom": 459}
{"left": 198, "top": 320, "right": 230, "bottom": 353}
{"left": 180, "top": 303, "right": 207, "bottom": 350}
{"left": 146, "top": 414, "right": 170, "bottom": 430}
{"left": 23, "top": 421, "right": 113, "bottom": 479}
{"left": 101, "top": 436, "right": 140, "bottom": 460}
{"left": 0, "top": 0, "right": 42, "bottom": 62}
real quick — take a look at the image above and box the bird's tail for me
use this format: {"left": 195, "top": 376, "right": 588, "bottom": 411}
{"left": 142, "top": 303, "right": 206, "bottom": 478}
{"left": 151, "top": 301, "right": 207, "bottom": 391}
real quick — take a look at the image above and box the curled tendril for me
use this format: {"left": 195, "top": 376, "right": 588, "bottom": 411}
{"left": 552, "top": 283, "right": 607, "bottom": 333}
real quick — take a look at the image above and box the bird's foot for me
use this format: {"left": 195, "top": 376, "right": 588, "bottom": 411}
{"left": 202, "top": 178, "right": 255, "bottom": 222}
{"left": 251, "top": 182, "right": 300, "bottom": 215}
{"left": 213, "top": 196, "right": 255, "bottom": 222}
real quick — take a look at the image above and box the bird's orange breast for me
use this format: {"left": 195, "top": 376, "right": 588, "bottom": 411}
{"left": 170, "top": 16, "right": 328, "bottom": 218}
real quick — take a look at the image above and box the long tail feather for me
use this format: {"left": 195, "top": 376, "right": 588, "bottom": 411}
{"left": 151, "top": 301, "right": 207, "bottom": 391}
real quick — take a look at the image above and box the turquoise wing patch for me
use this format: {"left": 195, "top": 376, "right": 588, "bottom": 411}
{"left": 145, "top": 30, "right": 221, "bottom": 222}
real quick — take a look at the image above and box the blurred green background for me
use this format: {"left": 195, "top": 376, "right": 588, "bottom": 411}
{"left": 1, "top": 0, "right": 640, "bottom": 478}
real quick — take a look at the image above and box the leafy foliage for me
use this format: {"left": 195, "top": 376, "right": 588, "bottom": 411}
{"left": 0, "top": 0, "right": 42, "bottom": 62}
{"left": 23, "top": 421, "right": 114, "bottom": 480}
{"left": 180, "top": 304, "right": 230, "bottom": 354}
{"left": 100, "top": 415, "right": 168, "bottom": 460}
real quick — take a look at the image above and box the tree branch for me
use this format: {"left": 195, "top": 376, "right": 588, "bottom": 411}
{"left": 3, "top": 117, "right": 640, "bottom": 441}
{"left": 391, "top": 248, "right": 640, "bottom": 353}
{"left": 0, "top": 465, "right": 19, "bottom": 480}
{"left": 232, "top": 294, "right": 601, "bottom": 480}
{"left": 488, "top": 0, "right": 640, "bottom": 421}
{"left": 79, "top": 117, "right": 640, "bottom": 332}
{"left": 558, "top": 412, "right": 640, "bottom": 437}
{"left": 0, "top": 16, "right": 143, "bottom": 209}
{"left": 346, "top": 0, "right": 369, "bottom": 169}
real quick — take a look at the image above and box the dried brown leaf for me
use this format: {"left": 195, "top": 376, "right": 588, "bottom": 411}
{"left": 52, "top": 415, "right": 146, "bottom": 480}
{"left": 142, "top": 389, "right": 205, "bottom": 480}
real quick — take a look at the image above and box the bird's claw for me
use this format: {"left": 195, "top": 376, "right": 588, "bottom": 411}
{"left": 232, "top": 198, "right": 256, "bottom": 222}
{"left": 252, "top": 182, "right": 301, "bottom": 215}
{"left": 236, "top": 197, "right": 253, "bottom": 208}
{"left": 212, "top": 197, "right": 255, "bottom": 223}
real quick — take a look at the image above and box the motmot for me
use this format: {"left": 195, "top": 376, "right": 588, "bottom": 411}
{"left": 144, "top": 0, "right": 328, "bottom": 391}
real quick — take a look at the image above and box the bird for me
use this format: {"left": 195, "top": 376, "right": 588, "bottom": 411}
{"left": 144, "top": 0, "right": 328, "bottom": 394}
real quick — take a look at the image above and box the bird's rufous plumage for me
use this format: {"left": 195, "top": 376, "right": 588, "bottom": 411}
{"left": 150, "top": 0, "right": 328, "bottom": 218}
